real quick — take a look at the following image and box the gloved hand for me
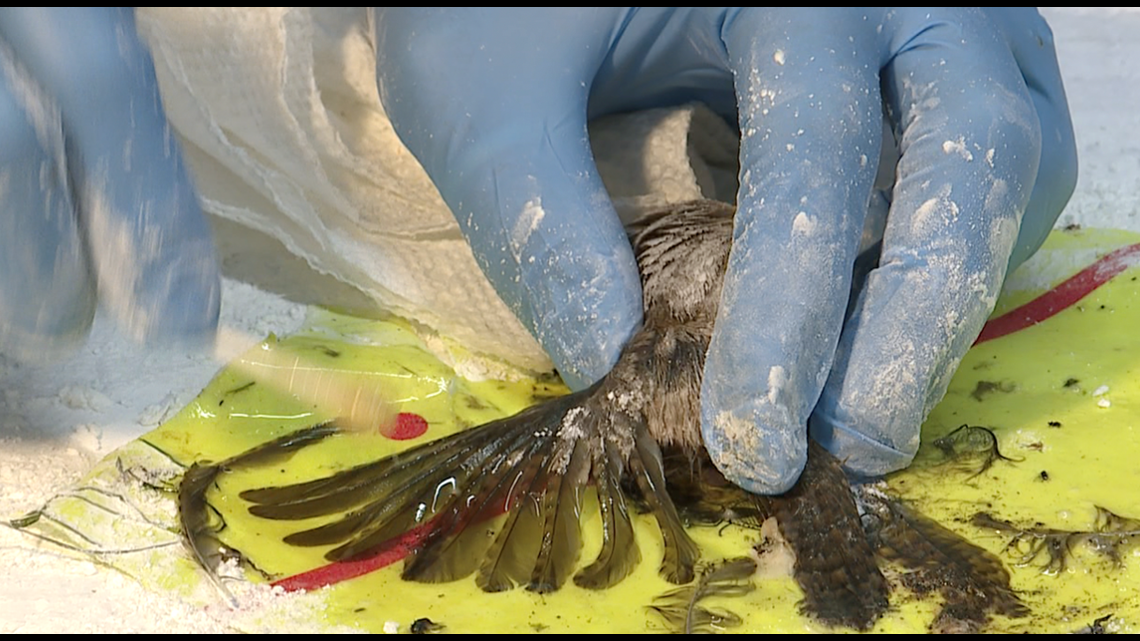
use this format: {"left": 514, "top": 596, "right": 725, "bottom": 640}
{"left": 374, "top": 8, "right": 1077, "bottom": 493}
{"left": 0, "top": 8, "right": 219, "bottom": 362}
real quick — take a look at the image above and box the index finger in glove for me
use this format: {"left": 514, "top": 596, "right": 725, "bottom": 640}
{"left": 701, "top": 8, "right": 884, "bottom": 494}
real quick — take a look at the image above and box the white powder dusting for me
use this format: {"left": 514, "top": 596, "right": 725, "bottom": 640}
{"left": 559, "top": 406, "right": 588, "bottom": 439}
{"left": 0, "top": 277, "right": 307, "bottom": 633}
{"left": 767, "top": 365, "right": 788, "bottom": 405}
{"left": 941, "top": 138, "right": 974, "bottom": 162}
{"left": 136, "top": 391, "right": 191, "bottom": 427}
{"left": 711, "top": 405, "right": 802, "bottom": 493}
{"left": 912, "top": 196, "right": 939, "bottom": 230}
{"left": 983, "top": 178, "right": 1010, "bottom": 218}
{"left": 57, "top": 385, "right": 114, "bottom": 412}
{"left": 911, "top": 184, "right": 962, "bottom": 235}
{"left": 509, "top": 197, "right": 546, "bottom": 258}
{"left": 791, "top": 211, "right": 817, "bottom": 237}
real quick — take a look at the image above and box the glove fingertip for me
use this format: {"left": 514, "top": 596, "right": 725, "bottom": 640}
{"left": 539, "top": 269, "right": 641, "bottom": 390}
{"left": 699, "top": 388, "right": 807, "bottom": 495}
{"left": 809, "top": 394, "right": 920, "bottom": 478}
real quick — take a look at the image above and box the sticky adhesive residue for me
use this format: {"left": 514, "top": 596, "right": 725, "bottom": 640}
{"left": 8, "top": 229, "right": 1140, "bottom": 633}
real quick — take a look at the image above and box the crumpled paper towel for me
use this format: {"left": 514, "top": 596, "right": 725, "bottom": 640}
{"left": 135, "top": 7, "right": 741, "bottom": 378}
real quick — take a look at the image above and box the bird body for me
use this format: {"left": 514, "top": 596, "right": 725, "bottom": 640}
{"left": 227, "top": 199, "right": 1022, "bottom": 631}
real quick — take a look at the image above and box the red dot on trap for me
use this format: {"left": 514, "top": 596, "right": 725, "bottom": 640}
{"left": 387, "top": 412, "right": 428, "bottom": 440}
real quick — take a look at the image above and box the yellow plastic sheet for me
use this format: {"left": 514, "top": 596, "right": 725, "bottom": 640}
{"left": 10, "top": 228, "right": 1140, "bottom": 633}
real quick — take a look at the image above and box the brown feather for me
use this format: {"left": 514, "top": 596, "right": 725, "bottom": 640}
{"left": 529, "top": 439, "right": 588, "bottom": 592}
{"left": 573, "top": 441, "right": 641, "bottom": 589}
{"left": 761, "top": 440, "right": 890, "bottom": 631}
{"left": 473, "top": 471, "right": 547, "bottom": 592}
{"left": 867, "top": 492, "right": 1027, "bottom": 632}
{"left": 628, "top": 425, "right": 700, "bottom": 585}
{"left": 399, "top": 427, "right": 557, "bottom": 581}
{"left": 648, "top": 557, "right": 758, "bottom": 634}
{"left": 179, "top": 422, "right": 339, "bottom": 604}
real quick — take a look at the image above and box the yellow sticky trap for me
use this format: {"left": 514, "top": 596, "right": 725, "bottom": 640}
{"left": 886, "top": 228, "right": 1140, "bottom": 633}
{"left": 10, "top": 228, "right": 1140, "bottom": 633}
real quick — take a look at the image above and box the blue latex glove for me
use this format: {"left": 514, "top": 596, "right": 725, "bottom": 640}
{"left": 374, "top": 8, "right": 1077, "bottom": 493}
{"left": 0, "top": 8, "right": 219, "bottom": 362}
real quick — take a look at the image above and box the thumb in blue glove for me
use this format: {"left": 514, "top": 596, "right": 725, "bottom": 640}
{"left": 0, "top": 7, "right": 219, "bottom": 362}
{"left": 374, "top": 8, "right": 644, "bottom": 391}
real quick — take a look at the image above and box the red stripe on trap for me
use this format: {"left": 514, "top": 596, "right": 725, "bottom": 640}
{"left": 975, "top": 242, "right": 1140, "bottom": 345}
{"left": 272, "top": 501, "right": 514, "bottom": 592}
{"left": 386, "top": 412, "right": 429, "bottom": 440}
{"left": 271, "top": 523, "right": 432, "bottom": 592}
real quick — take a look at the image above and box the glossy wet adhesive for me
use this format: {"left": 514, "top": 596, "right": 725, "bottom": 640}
{"left": 8, "top": 226, "right": 1140, "bottom": 633}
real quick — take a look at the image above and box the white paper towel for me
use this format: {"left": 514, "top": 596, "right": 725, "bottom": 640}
{"left": 134, "top": 7, "right": 741, "bottom": 379}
